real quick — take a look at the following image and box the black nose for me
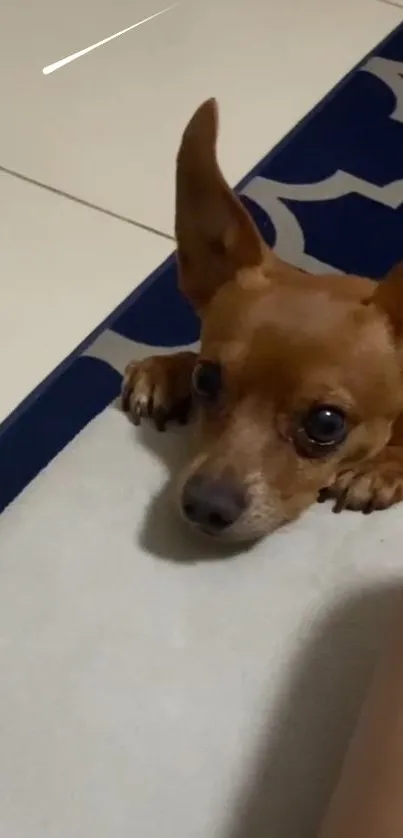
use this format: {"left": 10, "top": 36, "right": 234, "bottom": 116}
{"left": 182, "top": 475, "right": 246, "bottom": 533}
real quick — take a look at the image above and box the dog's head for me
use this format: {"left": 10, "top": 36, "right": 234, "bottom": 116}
{"left": 176, "top": 99, "right": 403, "bottom": 541}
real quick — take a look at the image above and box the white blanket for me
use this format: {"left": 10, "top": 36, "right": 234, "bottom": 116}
{"left": 0, "top": 348, "right": 403, "bottom": 838}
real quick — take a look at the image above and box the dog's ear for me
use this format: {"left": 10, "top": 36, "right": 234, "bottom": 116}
{"left": 175, "top": 99, "right": 266, "bottom": 310}
{"left": 372, "top": 261, "right": 403, "bottom": 345}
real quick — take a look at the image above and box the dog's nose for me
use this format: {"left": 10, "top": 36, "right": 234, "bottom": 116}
{"left": 182, "top": 475, "right": 246, "bottom": 533}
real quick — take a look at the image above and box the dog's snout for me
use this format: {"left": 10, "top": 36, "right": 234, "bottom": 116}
{"left": 182, "top": 474, "right": 246, "bottom": 534}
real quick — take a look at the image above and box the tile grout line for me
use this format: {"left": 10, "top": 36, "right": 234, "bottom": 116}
{"left": 0, "top": 165, "right": 176, "bottom": 243}
{"left": 378, "top": 0, "right": 403, "bottom": 9}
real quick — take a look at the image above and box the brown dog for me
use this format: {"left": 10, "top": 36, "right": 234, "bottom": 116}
{"left": 122, "top": 99, "right": 403, "bottom": 542}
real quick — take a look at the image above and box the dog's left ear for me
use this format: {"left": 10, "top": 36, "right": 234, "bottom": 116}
{"left": 175, "top": 99, "right": 268, "bottom": 311}
{"left": 372, "top": 262, "right": 403, "bottom": 346}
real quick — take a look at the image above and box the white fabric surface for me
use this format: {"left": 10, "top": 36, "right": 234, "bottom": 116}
{"left": 0, "top": 395, "right": 402, "bottom": 838}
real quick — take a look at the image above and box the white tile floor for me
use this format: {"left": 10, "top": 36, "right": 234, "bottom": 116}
{"left": 0, "top": 173, "right": 172, "bottom": 425}
{"left": 2, "top": 2, "right": 403, "bottom": 837}
{"left": 1, "top": 0, "right": 402, "bottom": 236}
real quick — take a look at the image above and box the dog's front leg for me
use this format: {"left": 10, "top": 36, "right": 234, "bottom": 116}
{"left": 121, "top": 352, "right": 197, "bottom": 431}
{"left": 322, "top": 416, "right": 403, "bottom": 513}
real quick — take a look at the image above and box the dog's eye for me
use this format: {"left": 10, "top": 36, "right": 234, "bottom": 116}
{"left": 192, "top": 361, "right": 222, "bottom": 401}
{"left": 302, "top": 405, "right": 347, "bottom": 447}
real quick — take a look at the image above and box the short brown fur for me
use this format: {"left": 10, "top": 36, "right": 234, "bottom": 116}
{"left": 122, "top": 100, "right": 403, "bottom": 541}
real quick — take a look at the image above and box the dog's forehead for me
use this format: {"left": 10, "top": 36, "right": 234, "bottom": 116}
{"left": 246, "top": 285, "right": 357, "bottom": 335}
{"left": 204, "top": 280, "right": 383, "bottom": 350}
{"left": 202, "top": 280, "right": 400, "bottom": 410}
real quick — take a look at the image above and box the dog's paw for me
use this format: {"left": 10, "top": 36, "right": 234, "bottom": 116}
{"left": 319, "top": 447, "right": 403, "bottom": 513}
{"left": 121, "top": 352, "right": 196, "bottom": 431}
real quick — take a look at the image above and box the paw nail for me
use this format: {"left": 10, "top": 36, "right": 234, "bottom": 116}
{"left": 363, "top": 499, "right": 375, "bottom": 514}
{"left": 333, "top": 493, "right": 347, "bottom": 514}
{"left": 121, "top": 388, "right": 132, "bottom": 413}
{"left": 318, "top": 488, "right": 330, "bottom": 503}
{"left": 133, "top": 403, "right": 142, "bottom": 426}
{"left": 154, "top": 408, "right": 167, "bottom": 432}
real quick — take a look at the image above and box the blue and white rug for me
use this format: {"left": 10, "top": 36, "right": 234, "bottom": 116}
{"left": 1, "top": 24, "right": 403, "bottom": 838}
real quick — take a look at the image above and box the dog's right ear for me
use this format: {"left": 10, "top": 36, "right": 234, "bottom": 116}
{"left": 175, "top": 99, "right": 266, "bottom": 311}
